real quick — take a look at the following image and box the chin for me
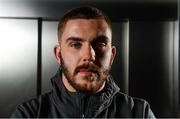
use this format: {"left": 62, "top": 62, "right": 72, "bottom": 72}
{"left": 74, "top": 78, "right": 104, "bottom": 93}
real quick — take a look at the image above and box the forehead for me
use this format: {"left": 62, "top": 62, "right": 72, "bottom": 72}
{"left": 61, "top": 19, "right": 112, "bottom": 41}
{"left": 65, "top": 18, "right": 109, "bottom": 28}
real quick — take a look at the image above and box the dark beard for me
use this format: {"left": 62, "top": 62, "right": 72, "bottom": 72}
{"left": 60, "top": 53, "right": 111, "bottom": 93}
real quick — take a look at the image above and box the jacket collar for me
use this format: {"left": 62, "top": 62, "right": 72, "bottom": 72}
{"left": 51, "top": 67, "right": 120, "bottom": 99}
{"left": 50, "top": 67, "right": 120, "bottom": 116}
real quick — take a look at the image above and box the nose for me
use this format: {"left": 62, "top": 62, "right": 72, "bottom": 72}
{"left": 83, "top": 45, "right": 95, "bottom": 62}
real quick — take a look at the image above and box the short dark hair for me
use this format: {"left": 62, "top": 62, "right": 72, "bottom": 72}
{"left": 57, "top": 6, "right": 112, "bottom": 41}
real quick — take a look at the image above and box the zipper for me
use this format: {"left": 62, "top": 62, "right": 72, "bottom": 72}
{"left": 79, "top": 93, "right": 86, "bottom": 118}
{"left": 81, "top": 98, "right": 85, "bottom": 118}
{"left": 79, "top": 93, "right": 91, "bottom": 118}
{"left": 82, "top": 114, "right": 85, "bottom": 118}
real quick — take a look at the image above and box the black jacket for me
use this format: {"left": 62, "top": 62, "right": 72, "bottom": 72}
{"left": 11, "top": 69, "right": 155, "bottom": 118}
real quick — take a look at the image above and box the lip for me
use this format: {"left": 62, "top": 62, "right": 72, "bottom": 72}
{"left": 79, "top": 71, "right": 94, "bottom": 75}
{"left": 78, "top": 69, "right": 96, "bottom": 76}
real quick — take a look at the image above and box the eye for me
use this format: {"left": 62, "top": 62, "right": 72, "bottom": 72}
{"left": 95, "top": 42, "right": 107, "bottom": 48}
{"left": 69, "top": 41, "right": 82, "bottom": 49}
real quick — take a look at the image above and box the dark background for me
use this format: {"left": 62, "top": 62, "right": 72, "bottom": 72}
{"left": 0, "top": 0, "right": 179, "bottom": 117}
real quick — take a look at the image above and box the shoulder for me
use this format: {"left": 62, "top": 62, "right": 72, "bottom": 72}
{"left": 114, "top": 91, "right": 148, "bottom": 106}
{"left": 11, "top": 91, "right": 52, "bottom": 118}
{"left": 113, "top": 92, "right": 155, "bottom": 118}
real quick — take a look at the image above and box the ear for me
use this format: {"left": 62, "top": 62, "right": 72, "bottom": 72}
{"left": 110, "top": 45, "right": 116, "bottom": 65}
{"left": 54, "top": 44, "right": 61, "bottom": 64}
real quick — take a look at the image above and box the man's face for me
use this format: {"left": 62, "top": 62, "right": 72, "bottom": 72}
{"left": 55, "top": 19, "right": 116, "bottom": 93}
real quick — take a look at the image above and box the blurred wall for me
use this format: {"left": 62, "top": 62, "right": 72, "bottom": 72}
{"left": 0, "top": 0, "right": 179, "bottom": 117}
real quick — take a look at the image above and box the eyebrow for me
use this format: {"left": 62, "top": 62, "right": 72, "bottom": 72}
{"left": 65, "top": 37, "right": 85, "bottom": 43}
{"left": 94, "top": 35, "right": 110, "bottom": 43}
{"left": 65, "top": 35, "right": 110, "bottom": 44}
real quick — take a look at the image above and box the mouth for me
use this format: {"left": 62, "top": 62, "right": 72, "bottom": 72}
{"left": 78, "top": 69, "right": 98, "bottom": 76}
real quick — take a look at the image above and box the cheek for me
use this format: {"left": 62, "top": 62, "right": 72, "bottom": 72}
{"left": 61, "top": 50, "right": 79, "bottom": 73}
{"left": 97, "top": 51, "right": 112, "bottom": 68}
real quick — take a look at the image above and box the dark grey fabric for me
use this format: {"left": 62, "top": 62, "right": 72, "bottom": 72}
{"left": 11, "top": 68, "right": 155, "bottom": 118}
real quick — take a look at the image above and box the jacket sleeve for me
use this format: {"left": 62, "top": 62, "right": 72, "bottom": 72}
{"left": 133, "top": 98, "right": 156, "bottom": 118}
{"left": 145, "top": 102, "right": 156, "bottom": 118}
{"left": 11, "top": 105, "right": 32, "bottom": 118}
{"left": 10, "top": 99, "right": 39, "bottom": 118}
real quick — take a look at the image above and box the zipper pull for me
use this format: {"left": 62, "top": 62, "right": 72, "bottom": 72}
{"left": 82, "top": 114, "right": 85, "bottom": 118}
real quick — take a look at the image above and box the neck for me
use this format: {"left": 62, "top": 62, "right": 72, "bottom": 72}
{"left": 62, "top": 74, "right": 77, "bottom": 92}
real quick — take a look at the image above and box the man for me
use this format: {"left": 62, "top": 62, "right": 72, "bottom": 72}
{"left": 11, "top": 6, "right": 155, "bottom": 118}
